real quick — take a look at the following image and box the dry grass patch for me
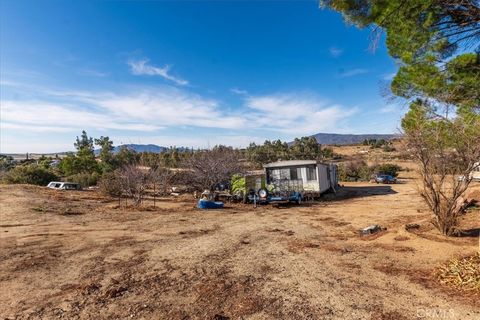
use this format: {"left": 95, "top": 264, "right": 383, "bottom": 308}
{"left": 436, "top": 253, "right": 480, "bottom": 294}
{"left": 285, "top": 239, "right": 320, "bottom": 253}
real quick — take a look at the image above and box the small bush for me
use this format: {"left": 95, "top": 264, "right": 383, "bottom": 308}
{"left": 382, "top": 144, "right": 396, "bottom": 152}
{"left": 322, "top": 147, "right": 334, "bottom": 159}
{"left": 98, "top": 171, "right": 123, "bottom": 197}
{"left": 117, "top": 165, "right": 151, "bottom": 206}
{"left": 66, "top": 172, "right": 100, "bottom": 187}
{"left": 231, "top": 174, "right": 245, "bottom": 194}
{"left": 338, "top": 160, "right": 374, "bottom": 182}
{"left": 376, "top": 163, "right": 402, "bottom": 177}
{"left": 3, "top": 165, "right": 59, "bottom": 186}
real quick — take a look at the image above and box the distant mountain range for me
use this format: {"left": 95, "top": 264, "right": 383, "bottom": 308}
{"left": 299, "top": 133, "right": 400, "bottom": 145}
{"left": 108, "top": 134, "right": 399, "bottom": 153}
{"left": 110, "top": 144, "right": 168, "bottom": 154}
{"left": 5, "top": 134, "right": 400, "bottom": 158}
{"left": 96, "top": 144, "right": 190, "bottom": 154}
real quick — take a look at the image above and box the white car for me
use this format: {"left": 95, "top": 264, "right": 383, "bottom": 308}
{"left": 47, "top": 181, "right": 82, "bottom": 190}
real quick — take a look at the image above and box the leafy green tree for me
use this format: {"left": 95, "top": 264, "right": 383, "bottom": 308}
{"left": 321, "top": 0, "right": 480, "bottom": 235}
{"left": 116, "top": 146, "right": 138, "bottom": 166}
{"left": 75, "top": 130, "right": 94, "bottom": 152}
{"left": 291, "top": 137, "right": 322, "bottom": 160}
{"left": 0, "top": 155, "right": 15, "bottom": 172}
{"left": 376, "top": 163, "right": 402, "bottom": 177}
{"left": 246, "top": 140, "right": 285, "bottom": 167}
{"left": 37, "top": 155, "right": 53, "bottom": 169}
{"left": 338, "top": 159, "right": 374, "bottom": 182}
{"left": 94, "top": 136, "right": 115, "bottom": 172}
{"left": 246, "top": 137, "right": 327, "bottom": 167}
{"left": 60, "top": 130, "right": 98, "bottom": 176}
{"left": 74, "top": 130, "right": 97, "bottom": 172}
{"left": 320, "top": 0, "right": 479, "bottom": 109}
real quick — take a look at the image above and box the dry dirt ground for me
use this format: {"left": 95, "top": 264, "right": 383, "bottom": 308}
{"left": 1, "top": 175, "right": 479, "bottom": 319}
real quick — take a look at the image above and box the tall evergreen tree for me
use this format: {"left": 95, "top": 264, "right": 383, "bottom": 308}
{"left": 320, "top": 0, "right": 480, "bottom": 235}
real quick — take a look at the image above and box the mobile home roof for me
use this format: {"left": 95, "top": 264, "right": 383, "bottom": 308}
{"left": 263, "top": 160, "right": 323, "bottom": 168}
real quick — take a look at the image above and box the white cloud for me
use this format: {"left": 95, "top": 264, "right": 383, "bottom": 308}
{"left": 2, "top": 101, "right": 162, "bottom": 132}
{"left": 329, "top": 46, "right": 343, "bottom": 58}
{"left": 89, "top": 88, "right": 246, "bottom": 130}
{"left": 337, "top": 68, "right": 369, "bottom": 78}
{"left": 1, "top": 85, "right": 246, "bottom": 134}
{"left": 245, "top": 93, "right": 358, "bottom": 135}
{"left": 78, "top": 69, "right": 109, "bottom": 77}
{"left": 379, "top": 105, "right": 396, "bottom": 114}
{"left": 230, "top": 87, "right": 249, "bottom": 96}
{"left": 1, "top": 80, "right": 360, "bottom": 152}
{"left": 128, "top": 59, "right": 188, "bottom": 86}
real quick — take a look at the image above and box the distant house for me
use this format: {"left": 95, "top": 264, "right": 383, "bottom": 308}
{"left": 264, "top": 160, "right": 338, "bottom": 195}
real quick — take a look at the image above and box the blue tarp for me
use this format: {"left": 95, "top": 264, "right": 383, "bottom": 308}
{"left": 197, "top": 199, "right": 224, "bottom": 209}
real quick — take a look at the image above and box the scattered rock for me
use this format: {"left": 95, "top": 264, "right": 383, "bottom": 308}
{"left": 405, "top": 223, "right": 420, "bottom": 231}
{"left": 360, "top": 225, "right": 385, "bottom": 236}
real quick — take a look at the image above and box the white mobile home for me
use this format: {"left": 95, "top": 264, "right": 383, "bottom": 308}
{"left": 263, "top": 160, "right": 338, "bottom": 195}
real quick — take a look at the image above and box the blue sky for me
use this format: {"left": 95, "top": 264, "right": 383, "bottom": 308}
{"left": 0, "top": 0, "right": 404, "bottom": 153}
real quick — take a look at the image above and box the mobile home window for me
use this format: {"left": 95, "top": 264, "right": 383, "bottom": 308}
{"left": 306, "top": 166, "right": 317, "bottom": 181}
{"left": 290, "top": 168, "right": 301, "bottom": 180}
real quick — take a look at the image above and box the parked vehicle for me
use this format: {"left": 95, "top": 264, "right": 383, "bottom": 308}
{"left": 374, "top": 174, "right": 397, "bottom": 184}
{"left": 47, "top": 181, "right": 82, "bottom": 190}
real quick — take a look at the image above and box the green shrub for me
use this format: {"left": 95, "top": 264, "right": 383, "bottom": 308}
{"left": 322, "top": 147, "right": 334, "bottom": 159}
{"left": 338, "top": 160, "right": 374, "bottom": 182}
{"left": 3, "top": 165, "right": 59, "bottom": 186}
{"left": 382, "top": 144, "right": 396, "bottom": 152}
{"left": 376, "top": 163, "right": 402, "bottom": 177}
{"left": 0, "top": 155, "right": 15, "bottom": 171}
{"left": 66, "top": 172, "right": 100, "bottom": 187}
{"left": 231, "top": 174, "right": 245, "bottom": 194}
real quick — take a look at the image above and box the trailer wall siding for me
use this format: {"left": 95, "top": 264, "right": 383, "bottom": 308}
{"left": 329, "top": 164, "right": 338, "bottom": 188}
{"left": 317, "top": 164, "right": 330, "bottom": 193}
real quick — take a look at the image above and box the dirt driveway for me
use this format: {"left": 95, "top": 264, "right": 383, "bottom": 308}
{"left": 0, "top": 179, "right": 478, "bottom": 319}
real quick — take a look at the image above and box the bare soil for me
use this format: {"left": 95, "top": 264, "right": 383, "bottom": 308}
{"left": 1, "top": 175, "right": 479, "bottom": 319}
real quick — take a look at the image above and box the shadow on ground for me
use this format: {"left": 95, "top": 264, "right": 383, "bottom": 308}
{"left": 455, "top": 228, "right": 480, "bottom": 238}
{"left": 324, "top": 185, "right": 398, "bottom": 201}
